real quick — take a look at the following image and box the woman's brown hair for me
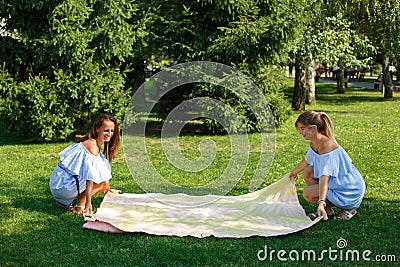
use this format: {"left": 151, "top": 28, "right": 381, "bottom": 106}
{"left": 295, "top": 110, "right": 335, "bottom": 140}
{"left": 88, "top": 113, "right": 120, "bottom": 163}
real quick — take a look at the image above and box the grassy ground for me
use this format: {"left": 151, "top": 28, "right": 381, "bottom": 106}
{"left": 0, "top": 82, "right": 399, "bottom": 266}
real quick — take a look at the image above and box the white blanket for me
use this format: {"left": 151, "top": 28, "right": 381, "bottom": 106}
{"left": 83, "top": 175, "right": 320, "bottom": 237}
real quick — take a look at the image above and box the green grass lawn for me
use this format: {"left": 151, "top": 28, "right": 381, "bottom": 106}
{"left": 1, "top": 82, "right": 399, "bottom": 266}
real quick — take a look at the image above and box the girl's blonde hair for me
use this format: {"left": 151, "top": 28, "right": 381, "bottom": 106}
{"left": 295, "top": 110, "right": 335, "bottom": 140}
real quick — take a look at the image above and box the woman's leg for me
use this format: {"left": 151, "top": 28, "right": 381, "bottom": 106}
{"left": 303, "top": 184, "right": 336, "bottom": 216}
{"left": 302, "top": 166, "right": 320, "bottom": 203}
{"left": 303, "top": 184, "right": 319, "bottom": 204}
{"left": 303, "top": 167, "right": 336, "bottom": 216}
{"left": 75, "top": 181, "right": 109, "bottom": 207}
{"left": 303, "top": 166, "right": 318, "bottom": 186}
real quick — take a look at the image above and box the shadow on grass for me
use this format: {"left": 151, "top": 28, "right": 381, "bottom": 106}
{"left": 0, "top": 133, "right": 41, "bottom": 146}
{"left": 11, "top": 194, "right": 105, "bottom": 217}
{"left": 141, "top": 120, "right": 221, "bottom": 138}
{"left": 0, "top": 121, "right": 46, "bottom": 146}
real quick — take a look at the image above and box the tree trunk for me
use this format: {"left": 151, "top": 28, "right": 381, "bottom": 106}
{"left": 292, "top": 53, "right": 308, "bottom": 110}
{"left": 396, "top": 60, "right": 400, "bottom": 83}
{"left": 383, "top": 56, "right": 393, "bottom": 98}
{"left": 306, "top": 59, "right": 316, "bottom": 104}
{"left": 336, "top": 68, "right": 346, "bottom": 93}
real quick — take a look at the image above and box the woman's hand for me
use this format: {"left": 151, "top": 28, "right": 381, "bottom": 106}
{"left": 317, "top": 204, "right": 328, "bottom": 221}
{"left": 288, "top": 171, "right": 298, "bottom": 183}
{"left": 82, "top": 203, "right": 93, "bottom": 218}
{"left": 289, "top": 159, "right": 309, "bottom": 182}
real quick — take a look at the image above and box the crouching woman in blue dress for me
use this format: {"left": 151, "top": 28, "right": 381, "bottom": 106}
{"left": 50, "top": 114, "right": 120, "bottom": 216}
{"left": 290, "top": 110, "right": 365, "bottom": 221}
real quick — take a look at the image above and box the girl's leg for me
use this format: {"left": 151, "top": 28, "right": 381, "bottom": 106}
{"left": 303, "top": 168, "right": 336, "bottom": 216}
{"left": 75, "top": 181, "right": 109, "bottom": 207}
{"left": 303, "top": 184, "right": 319, "bottom": 204}
{"left": 303, "top": 185, "right": 336, "bottom": 216}
{"left": 303, "top": 166, "right": 318, "bottom": 186}
{"left": 303, "top": 166, "right": 319, "bottom": 204}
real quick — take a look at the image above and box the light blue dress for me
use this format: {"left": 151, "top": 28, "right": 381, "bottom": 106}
{"left": 305, "top": 145, "right": 365, "bottom": 210}
{"left": 49, "top": 142, "right": 112, "bottom": 206}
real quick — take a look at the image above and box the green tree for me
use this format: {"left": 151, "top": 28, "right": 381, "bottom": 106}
{"left": 148, "top": 0, "right": 308, "bottom": 128}
{"left": 292, "top": 1, "right": 374, "bottom": 110}
{"left": 366, "top": 0, "right": 400, "bottom": 98}
{"left": 291, "top": 0, "right": 323, "bottom": 110}
{"left": 1, "top": 0, "right": 311, "bottom": 139}
{"left": 0, "top": 0, "right": 149, "bottom": 140}
{"left": 323, "top": 0, "right": 400, "bottom": 98}
{"left": 313, "top": 13, "right": 373, "bottom": 93}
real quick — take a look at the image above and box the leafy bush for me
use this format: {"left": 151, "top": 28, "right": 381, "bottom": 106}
{"left": 0, "top": 0, "right": 296, "bottom": 140}
{"left": 0, "top": 63, "right": 130, "bottom": 141}
{"left": 153, "top": 65, "right": 291, "bottom": 134}
{"left": 0, "top": 0, "right": 144, "bottom": 141}
{"left": 252, "top": 66, "right": 292, "bottom": 128}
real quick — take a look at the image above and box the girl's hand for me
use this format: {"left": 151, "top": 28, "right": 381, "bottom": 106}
{"left": 82, "top": 203, "right": 93, "bottom": 219}
{"left": 317, "top": 205, "right": 328, "bottom": 221}
{"left": 289, "top": 171, "right": 298, "bottom": 182}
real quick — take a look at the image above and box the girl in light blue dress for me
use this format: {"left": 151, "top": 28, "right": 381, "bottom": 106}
{"left": 290, "top": 110, "right": 365, "bottom": 221}
{"left": 50, "top": 114, "right": 120, "bottom": 216}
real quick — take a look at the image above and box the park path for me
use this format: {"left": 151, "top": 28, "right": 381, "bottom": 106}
{"left": 318, "top": 77, "right": 375, "bottom": 90}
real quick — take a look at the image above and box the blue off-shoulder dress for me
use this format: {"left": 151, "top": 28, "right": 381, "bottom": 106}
{"left": 49, "top": 142, "right": 112, "bottom": 206}
{"left": 305, "top": 145, "right": 365, "bottom": 210}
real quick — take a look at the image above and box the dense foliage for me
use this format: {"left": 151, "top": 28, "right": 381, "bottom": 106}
{"left": 3, "top": 0, "right": 397, "bottom": 139}
{"left": 0, "top": 0, "right": 147, "bottom": 140}
{"left": 149, "top": 0, "right": 305, "bottom": 129}
{"left": 0, "top": 0, "right": 307, "bottom": 140}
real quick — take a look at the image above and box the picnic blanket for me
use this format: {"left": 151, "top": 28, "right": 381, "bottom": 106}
{"left": 83, "top": 175, "right": 320, "bottom": 237}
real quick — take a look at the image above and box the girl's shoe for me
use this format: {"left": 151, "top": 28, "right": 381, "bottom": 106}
{"left": 326, "top": 206, "right": 335, "bottom": 216}
{"left": 334, "top": 209, "right": 357, "bottom": 220}
{"left": 56, "top": 201, "right": 73, "bottom": 211}
{"left": 72, "top": 205, "right": 85, "bottom": 215}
